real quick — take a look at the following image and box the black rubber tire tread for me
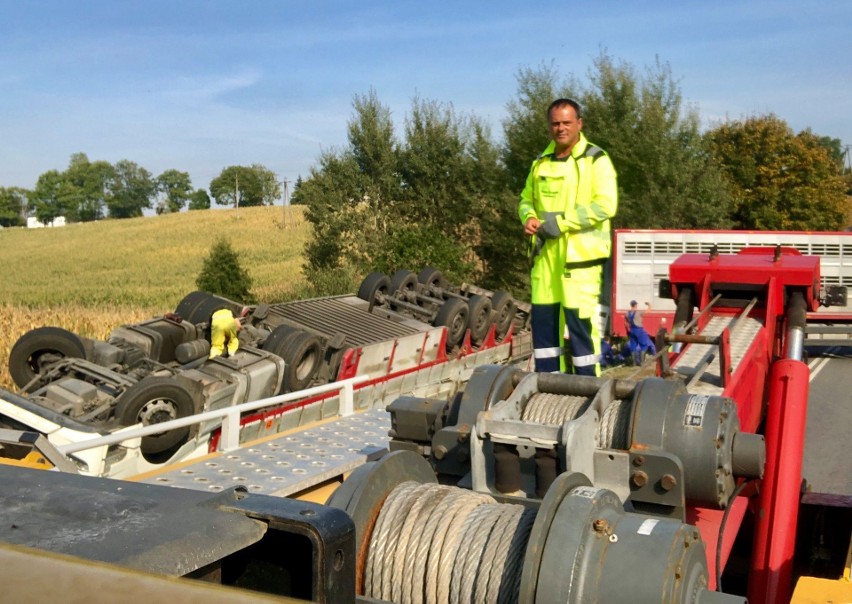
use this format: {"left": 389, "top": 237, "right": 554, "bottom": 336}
{"left": 186, "top": 294, "right": 243, "bottom": 326}
{"left": 417, "top": 267, "right": 445, "bottom": 290}
{"left": 262, "top": 325, "right": 323, "bottom": 392}
{"left": 357, "top": 272, "right": 391, "bottom": 303}
{"left": 434, "top": 297, "right": 469, "bottom": 350}
{"left": 174, "top": 291, "right": 217, "bottom": 321}
{"left": 261, "top": 323, "right": 300, "bottom": 354}
{"left": 390, "top": 269, "right": 418, "bottom": 295}
{"left": 9, "top": 326, "right": 88, "bottom": 390}
{"left": 115, "top": 376, "right": 195, "bottom": 455}
{"left": 467, "top": 294, "right": 493, "bottom": 346}
{"left": 490, "top": 291, "right": 516, "bottom": 339}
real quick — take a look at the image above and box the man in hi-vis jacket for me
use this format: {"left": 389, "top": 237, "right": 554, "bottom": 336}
{"left": 519, "top": 98, "right": 618, "bottom": 375}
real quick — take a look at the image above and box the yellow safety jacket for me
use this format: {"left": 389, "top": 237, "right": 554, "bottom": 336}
{"left": 519, "top": 133, "right": 618, "bottom": 303}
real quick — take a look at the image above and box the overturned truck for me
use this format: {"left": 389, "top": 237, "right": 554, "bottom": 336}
{"left": 0, "top": 268, "right": 531, "bottom": 477}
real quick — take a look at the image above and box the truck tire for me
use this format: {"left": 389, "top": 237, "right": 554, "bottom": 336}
{"left": 357, "top": 272, "right": 391, "bottom": 305}
{"left": 262, "top": 325, "right": 323, "bottom": 392}
{"left": 490, "top": 291, "right": 516, "bottom": 340}
{"left": 467, "top": 294, "right": 493, "bottom": 346}
{"left": 175, "top": 291, "right": 216, "bottom": 321}
{"left": 176, "top": 291, "right": 243, "bottom": 325}
{"left": 9, "top": 327, "right": 88, "bottom": 390}
{"left": 390, "top": 269, "right": 418, "bottom": 295}
{"left": 434, "top": 297, "right": 469, "bottom": 350}
{"left": 417, "top": 267, "right": 445, "bottom": 292}
{"left": 115, "top": 377, "right": 195, "bottom": 455}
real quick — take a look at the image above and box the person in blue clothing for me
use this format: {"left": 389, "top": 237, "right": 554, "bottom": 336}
{"left": 600, "top": 335, "right": 617, "bottom": 368}
{"left": 625, "top": 300, "right": 656, "bottom": 365}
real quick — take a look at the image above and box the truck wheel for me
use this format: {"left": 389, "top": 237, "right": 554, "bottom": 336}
{"left": 176, "top": 291, "right": 242, "bottom": 325}
{"left": 263, "top": 325, "right": 323, "bottom": 392}
{"left": 9, "top": 327, "right": 88, "bottom": 390}
{"left": 434, "top": 298, "right": 469, "bottom": 350}
{"left": 467, "top": 294, "right": 493, "bottom": 346}
{"left": 490, "top": 291, "right": 516, "bottom": 339}
{"left": 390, "top": 269, "right": 418, "bottom": 295}
{"left": 115, "top": 377, "right": 194, "bottom": 455}
{"left": 357, "top": 272, "right": 391, "bottom": 305}
{"left": 417, "top": 267, "right": 445, "bottom": 292}
{"left": 175, "top": 291, "right": 216, "bottom": 321}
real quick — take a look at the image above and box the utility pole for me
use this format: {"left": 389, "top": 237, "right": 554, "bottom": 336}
{"left": 235, "top": 172, "right": 240, "bottom": 219}
{"left": 281, "top": 178, "right": 290, "bottom": 229}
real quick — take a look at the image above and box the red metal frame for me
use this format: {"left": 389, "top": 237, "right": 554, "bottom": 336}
{"left": 207, "top": 321, "right": 510, "bottom": 451}
{"left": 749, "top": 359, "right": 811, "bottom": 603}
{"left": 610, "top": 229, "right": 852, "bottom": 338}
{"left": 663, "top": 247, "right": 820, "bottom": 602}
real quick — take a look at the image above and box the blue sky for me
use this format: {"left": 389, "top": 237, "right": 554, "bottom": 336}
{"left": 1, "top": 1, "right": 849, "bottom": 197}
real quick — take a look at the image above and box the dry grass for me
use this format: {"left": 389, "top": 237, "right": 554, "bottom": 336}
{"left": 0, "top": 304, "right": 159, "bottom": 389}
{"left": 0, "top": 205, "right": 311, "bottom": 389}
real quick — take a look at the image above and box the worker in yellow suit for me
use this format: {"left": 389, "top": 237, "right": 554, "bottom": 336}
{"left": 519, "top": 98, "right": 618, "bottom": 376}
{"left": 208, "top": 308, "right": 241, "bottom": 358}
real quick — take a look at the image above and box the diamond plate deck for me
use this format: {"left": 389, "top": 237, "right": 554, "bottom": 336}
{"left": 139, "top": 409, "right": 391, "bottom": 497}
{"left": 673, "top": 315, "right": 763, "bottom": 395}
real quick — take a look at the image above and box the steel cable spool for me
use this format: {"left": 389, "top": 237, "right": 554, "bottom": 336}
{"left": 598, "top": 398, "right": 632, "bottom": 450}
{"left": 521, "top": 392, "right": 591, "bottom": 426}
{"left": 334, "top": 456, "right": 735, "bottom": 604}
{"left": 365, "top": 481, "right": 534, "bottom": 604}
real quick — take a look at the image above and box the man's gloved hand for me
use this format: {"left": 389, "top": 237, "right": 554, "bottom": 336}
{"left": 538, "top": 216, "right": 562, "bottom": 240}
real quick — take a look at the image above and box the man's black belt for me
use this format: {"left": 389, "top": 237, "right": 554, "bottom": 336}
{"left": 564, "top": 257, "right": 607, "bottom": 271}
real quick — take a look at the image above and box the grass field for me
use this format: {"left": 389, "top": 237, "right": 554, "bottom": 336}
{"left": 0, "top": 205, "right": 310, "bottom": 389}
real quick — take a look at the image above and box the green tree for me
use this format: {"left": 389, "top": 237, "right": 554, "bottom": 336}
{"left": 196, "top": 237, "right": 255, "bottom": 303}
{"left": 27, "top": 153, "right": 114, "bottom": 223}
{"left": 467, "top": 121, "right": 528, "bottom": 292}
{"left": 188, "top": 188, "right": 211, "bottom": 210}
{"left": 503, "top": 54, "right": 733, "bottom": 230}
{"left": 705, "top": 115, "right": 848, "bottom": 230}
{"left": 296, "top": 91, "right": 521, "bottom": 288}
{"left": 30, "top": 170, "right": 68, "bottom": 225}
{"left": 290, "top": 176, "right": 305, "bottom": 203}
{"left": 63, "top": 153, "right": 114, "bottom": 221}
{"left": 209, "top": 165, "right": 279, "bottom": 208}
{"left": 295, "top": 90, "right": 398, "bottom": 274}
{"left": 251, "top": 164, "right": 282, "bottom": 205}
{"left": 106, "top": 160, "right": 156, "bottom": 218}
{"left": 296, "top": 151, "right": 372, "bottom": 274}
{"left": 0, "top": 187, "right": 29, "bottom": 227}
{"left": 156, "top": 169, "right": 193, "bottom": 213}
{"left": 502, "top": 63, "right": 564, "bottom": 192}
{"left": 296, "top": 90, "right": 528, "bottom": 292}
{"left": 584, "top": 54, "right": 733, "bottom": 228}
{"left": 816, "top": 135, "right": 845, "bottom": 167}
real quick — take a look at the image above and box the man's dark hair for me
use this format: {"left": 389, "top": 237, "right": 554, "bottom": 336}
{"left": 547, "top": 98, "right": 583, "bottom": 120}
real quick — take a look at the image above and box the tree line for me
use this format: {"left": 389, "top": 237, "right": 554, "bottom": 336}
{"left": 0, "top": 156, "right": 283, "bottom": 226}
{"left": 2, "top": 52, "right": 848, "bottom": 299}
{"left": 294, "top": 53, "right": 850, "bottom": 295}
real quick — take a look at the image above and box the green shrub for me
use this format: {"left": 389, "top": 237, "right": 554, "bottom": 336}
{"left": 295, "top": 264, "right": 361, "bottom": 299}
{"left": 196, "top": 237, "right": 256, "bottom": 303}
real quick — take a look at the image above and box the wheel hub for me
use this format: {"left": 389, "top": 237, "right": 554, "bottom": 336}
{"left": 138, "top": 399, "right": 178, "bottom": 426}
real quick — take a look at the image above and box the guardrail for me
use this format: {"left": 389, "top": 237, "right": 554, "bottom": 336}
{"left": 56, "top": 375, "right": 371, "bottom": 456}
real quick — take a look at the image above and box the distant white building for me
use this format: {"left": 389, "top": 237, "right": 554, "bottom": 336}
{"left": 27, "top": 216, "right": 66, "bottom": 228}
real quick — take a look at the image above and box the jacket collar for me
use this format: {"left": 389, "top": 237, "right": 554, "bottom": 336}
{"left": 537, "top": 132, "right": 589, "bottom": 160}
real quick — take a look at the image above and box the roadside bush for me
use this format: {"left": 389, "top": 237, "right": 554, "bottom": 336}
{"left": 294, "top": 264, "right": 361, "bottom": 299}
{"left": 196, "top": 237, "right": 256, "bottom": 303}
